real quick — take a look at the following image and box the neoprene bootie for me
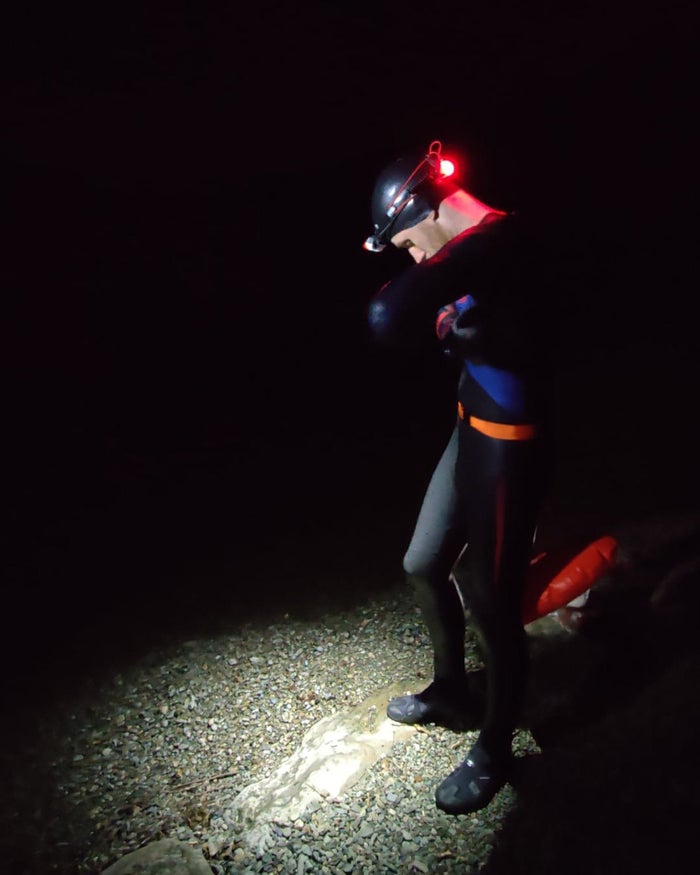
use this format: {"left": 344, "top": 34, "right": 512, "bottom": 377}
{"left": 387, "top": 676, "right": 482, "bottom": 730}
{"left": 435, "top": 741, "right": 512, "bottom": 815}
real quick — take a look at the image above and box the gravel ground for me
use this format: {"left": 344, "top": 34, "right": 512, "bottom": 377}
{"left": 2, "top": 583, "right": 544, "bottom": 875}
{"left": 3, "top": 513, "right": 699, "bottom": 875}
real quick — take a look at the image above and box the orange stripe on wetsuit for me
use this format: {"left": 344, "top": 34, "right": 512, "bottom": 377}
{"left": 457, "top": 401, "right": 537, "bottom": 441}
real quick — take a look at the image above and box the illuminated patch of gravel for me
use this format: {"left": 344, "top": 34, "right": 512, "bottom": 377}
{"left": 2, "top": 583, "right": 540, "bottom": 874}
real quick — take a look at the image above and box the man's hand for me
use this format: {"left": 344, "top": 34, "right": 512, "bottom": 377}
{"left": 435, "top": 294, "right": 470, "bottom": 340}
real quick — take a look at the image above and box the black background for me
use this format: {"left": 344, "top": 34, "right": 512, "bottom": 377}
{"left": 3, "top": 2, "right": 698, "bottom": 687}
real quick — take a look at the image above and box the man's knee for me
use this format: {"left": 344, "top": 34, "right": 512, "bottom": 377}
{"left": 403, "top": 550, "right": 437, "bottom": 582}
{"left": 403, "top": 546, "right": 419, "bottom": 577}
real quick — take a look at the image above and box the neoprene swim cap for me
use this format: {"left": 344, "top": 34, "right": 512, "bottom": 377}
{"left": 363, "top": 140, "right": 458, "bottom": 252}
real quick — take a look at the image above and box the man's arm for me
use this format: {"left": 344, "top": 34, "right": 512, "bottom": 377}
{"left": 368, "top": 216, "right": 513, "bottom": 349}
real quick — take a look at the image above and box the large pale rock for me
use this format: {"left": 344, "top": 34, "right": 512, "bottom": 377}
{"left": 101, "top": 837, "right": 212, "bottom": 874}
{"left": 227, "top": 681, "right": 417, "bottom": 850}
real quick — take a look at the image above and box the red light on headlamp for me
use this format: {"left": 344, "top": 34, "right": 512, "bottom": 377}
{"left": 426, "top": 140, "right": 456, "bottom": 181}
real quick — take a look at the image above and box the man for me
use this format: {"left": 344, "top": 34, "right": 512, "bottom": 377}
{"left": 364, "top": 140, "right": 557, "bottom": 814}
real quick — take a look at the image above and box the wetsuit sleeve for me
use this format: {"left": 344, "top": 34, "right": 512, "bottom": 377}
{"left": 367, "top": 279, "right": 436, "bottom": 349}
{"left": 367, "top": 216, "right": 515, "bottom": 350}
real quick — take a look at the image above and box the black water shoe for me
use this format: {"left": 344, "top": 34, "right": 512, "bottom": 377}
{"left": 386, "top": 678, "right": 480, "bottom": 730}
{"left": 435, "top": 744, "right": 511, "bottom": 815}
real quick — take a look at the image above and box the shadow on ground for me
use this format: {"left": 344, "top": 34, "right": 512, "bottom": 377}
{"left": 484, "top": 513, "right": 700, "bottom": 875}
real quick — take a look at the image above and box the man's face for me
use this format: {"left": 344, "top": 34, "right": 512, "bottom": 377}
{"left": 390, "top": 212, "right": 449, "bottom": 263}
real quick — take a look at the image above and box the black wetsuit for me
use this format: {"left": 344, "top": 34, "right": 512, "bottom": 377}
{"left": 368, "top": 211, "right": 556, "bottom": 759}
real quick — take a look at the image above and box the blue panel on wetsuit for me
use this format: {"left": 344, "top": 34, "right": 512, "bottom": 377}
{"left": 457, "top": 294, "right": 527, "bottom": 417}
{"left": 465, "top": 361, "right": 527, "bottom": 417}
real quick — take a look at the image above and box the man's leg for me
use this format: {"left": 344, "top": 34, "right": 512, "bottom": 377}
{"left": 436, "top": 432, "right": 544, "bottom": 813}
{"left": 387, "top": 426, "right": 479, "bottom": 729}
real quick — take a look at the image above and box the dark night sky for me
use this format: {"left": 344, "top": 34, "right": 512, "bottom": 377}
{"left": 2, "top": 2, "right": 698, "bottom": 679}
